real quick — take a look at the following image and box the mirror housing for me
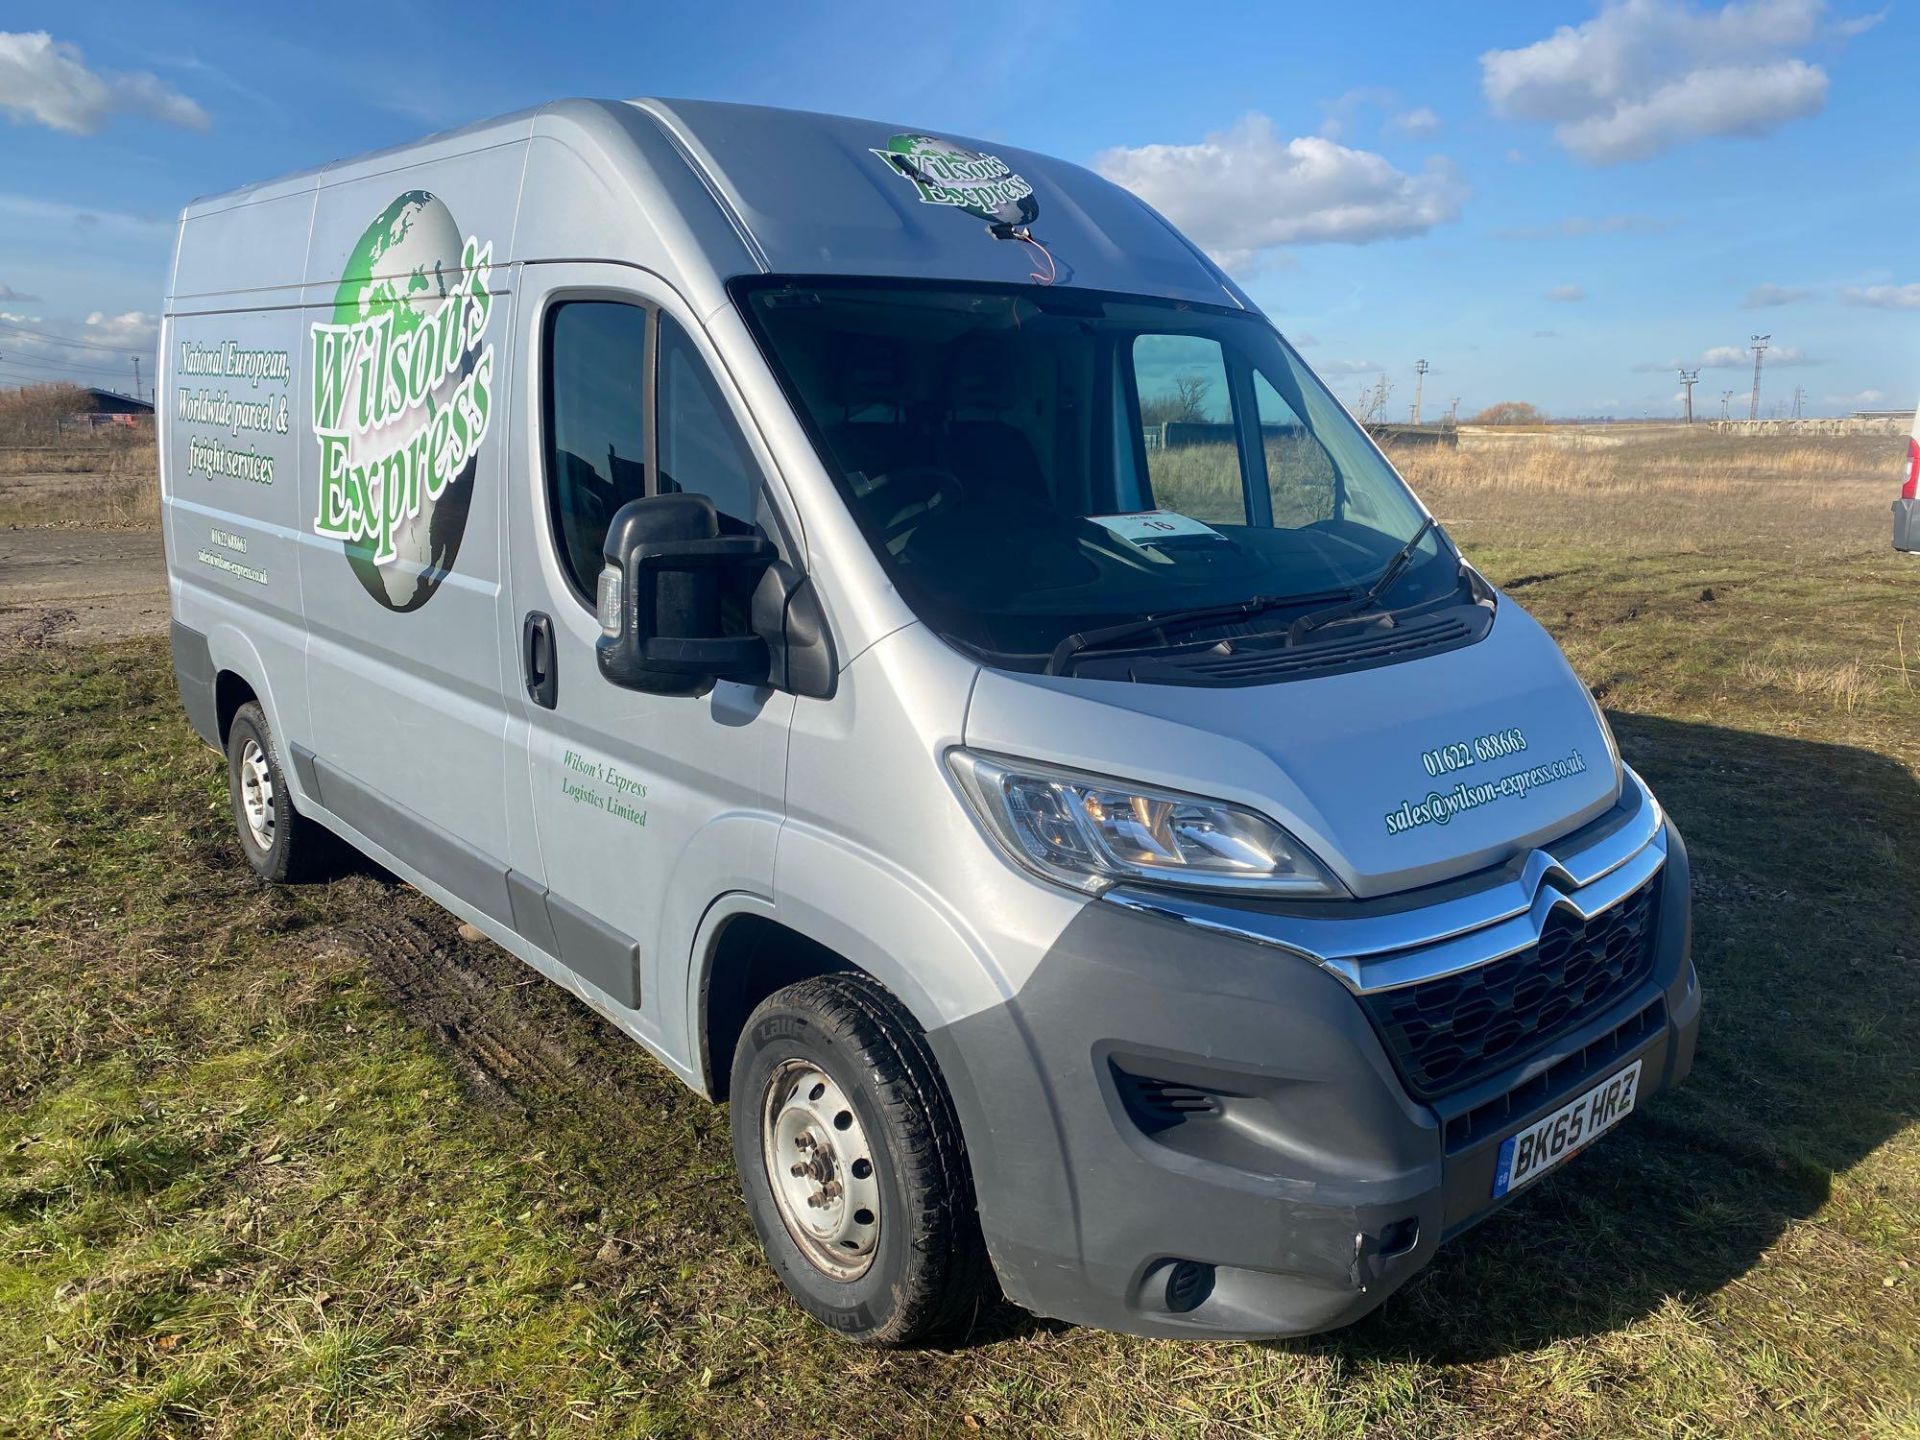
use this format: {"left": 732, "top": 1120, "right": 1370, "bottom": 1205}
{"left": 595, "top": 493, "right": 776, "bottom": 696}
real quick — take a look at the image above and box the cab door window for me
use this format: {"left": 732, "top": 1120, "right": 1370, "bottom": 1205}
{"left": 543, "top": 300, "right": 650, "bottom": 600}
{"left": 1131, "top": 333, "right": 1248, "bottom": 525}
{"left": 657, "top": 314, "right": 760, "bottom": 525}
{"left": 1253, "top": 370, "right": 1338, "bottom": 528}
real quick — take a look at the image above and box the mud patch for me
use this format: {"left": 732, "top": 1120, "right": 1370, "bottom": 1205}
{"left": 354, "top": 908, "right": 718, "bottom": 1172}
{"left": 0, "top": 527, "right": 167, "bottom": 644}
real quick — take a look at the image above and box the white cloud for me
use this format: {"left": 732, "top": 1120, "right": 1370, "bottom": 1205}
{"left": 1825, "top": 388, "right": 1884, "bottom": 406}
{"left": 1322, "top": 89, "right": 1443, "bottom": 141}
{"left": 1745, "top": 283, "right": 1809, "bottom": 307}
{"left": 1314, "top": 357, "right": 1387, "bottom": 376}
{"left": 0, "top": 31, "right": 208, "bottom": 135}
{"left": 1093, "top": 114, "right": 1466, "bottom": 267}
{"left": 0, "top": 191, "right": 174, "bottom": 238}
{"left": 79, "top": 310, "right": 158, "bottom": 348}
{"left": 1840, "top": 283, "right": 1920, "bottom": 309}
{"left": 1833, "top": 5, "right": 1889, "bottom": 35}
{"left": 1633, "top": 342, "right": 1816, "bottom": 372}
{"left": 1390, "top": 106, "right": 1442, "bottom": 136}
{"left": 1479, "top": 0, "right": 1854, "bottom": 163}
{"left": 1547, "top": 283, "right": 1587, "bottom": 301}
{"left": 1497, "top": 213, "right": 1672, "bottom": 240}
{"left": 0, "top": 308, "right": 156, "bottom": 391}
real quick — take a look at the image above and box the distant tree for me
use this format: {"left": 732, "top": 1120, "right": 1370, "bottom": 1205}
{"left": 1472, "top": 401, "right": 1548, "bottom": 426}
{"left": 1141, "top": 372, "right": 1213, "bottom": 427}
{"left": 0, "top": 383, "right": 92, "bottom": 444}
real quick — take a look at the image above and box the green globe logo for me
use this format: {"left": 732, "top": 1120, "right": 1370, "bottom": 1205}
{"left": 321, "top": 191, "right": 490, "bottom": 612}
{"left": 874, "top": 133, "right": 1039, "bottom": 230}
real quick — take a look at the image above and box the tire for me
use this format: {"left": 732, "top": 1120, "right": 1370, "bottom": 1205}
{"left": 730, "top": 972, "right": 993, "bottom": 1345}
{"left": 225, "top": 701, "right": 333, "bottom": 883}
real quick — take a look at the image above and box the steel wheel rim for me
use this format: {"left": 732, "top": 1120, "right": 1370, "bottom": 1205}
{"left": 760, "top": 1059, "right": 881, "bottom": 1281}
{"left": 239, "top": 738, "right": 274, "bottom": 850}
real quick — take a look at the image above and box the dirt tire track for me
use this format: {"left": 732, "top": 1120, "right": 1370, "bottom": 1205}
{"left": 352, "top": 907, "right": 707, "bottom": 1160}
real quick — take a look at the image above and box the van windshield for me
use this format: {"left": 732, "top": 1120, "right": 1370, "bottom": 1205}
{"left": 737, "top": 279, "right": 1458, "bottom": 667}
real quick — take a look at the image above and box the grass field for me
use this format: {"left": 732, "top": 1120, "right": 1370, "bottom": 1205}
{"left": 2, "top": 430, "right": 1918, "bottom": 1437}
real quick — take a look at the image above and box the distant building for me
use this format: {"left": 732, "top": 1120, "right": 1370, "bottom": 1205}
{"left": 77, "top": 387, "right": 154, "bottom": 417}
{"left": 1851, "top": 408, "right": 1911, "bottom": 422}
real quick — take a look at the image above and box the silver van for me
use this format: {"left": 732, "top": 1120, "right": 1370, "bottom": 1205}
{"left": 161, "top": 99, "right": 1699, "bottom": 1343}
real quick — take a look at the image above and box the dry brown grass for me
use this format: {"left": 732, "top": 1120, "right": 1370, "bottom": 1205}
{"left": 1392, "top": 429, "right": 1897, "bottom": 557}
{"left": 0, "top": 382, "right": 92, "bottom": 443}
{"left": 0, "top": 437, "right": 159, "bottom": 529}
{"left": 1145, "top": 427, "right": 1900, "bottom": 561}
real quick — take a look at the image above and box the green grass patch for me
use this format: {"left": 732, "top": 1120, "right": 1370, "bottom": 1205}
{"left": 3, "top": 512, "right": 1919, "bottom": 1435}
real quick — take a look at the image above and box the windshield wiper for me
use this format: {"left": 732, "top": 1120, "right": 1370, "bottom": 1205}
{"left": 1045, "top": 588, "right": 1352, "bottom": 676}
{"left": 1287, "top": 516, "right": 1438, "bottom": 645}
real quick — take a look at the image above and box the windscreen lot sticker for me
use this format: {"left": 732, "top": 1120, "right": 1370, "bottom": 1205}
{"left": 1087, "top": 510, "right": 1224, "bottom": 544}
{"left": 1384, "top": 726, "right": 1590, "bottom": 836}
{"left": 1493, "top": 1059, "right": 1641, "bottom": 1197}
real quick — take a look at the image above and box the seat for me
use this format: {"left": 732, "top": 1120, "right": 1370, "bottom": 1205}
{"left": 939, "top": 338, "right": 1049, "bottom": 516}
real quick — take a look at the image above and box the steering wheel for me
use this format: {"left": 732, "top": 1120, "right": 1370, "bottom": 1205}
{"left": 869, "top": 466, "right": 963, "bottom": 540}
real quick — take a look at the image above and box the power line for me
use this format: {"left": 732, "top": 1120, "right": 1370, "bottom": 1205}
{"left": 0, "top": 348, "right": 137, "bottom": 380}
{"left": 0, "top": 369, "right": 135, "bottom": 390}
{"left": 1678, "top": 367, "right": 1699, "bottom": 425}
{"left": 0, "top": 317, "right": 152, "bottom": 357}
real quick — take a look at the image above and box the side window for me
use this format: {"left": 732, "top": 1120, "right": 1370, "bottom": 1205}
{"left": 544, "top": 300, "right": 650, "bottom": 599}
{"left": 1253, "top": 371, "right": 1338, "bottom": 528}
{"left": 1131, "top": 334, "right": 1247, "bottom": 524}
{"left": 657, "top": 315, "right": 761, "bottom": 525}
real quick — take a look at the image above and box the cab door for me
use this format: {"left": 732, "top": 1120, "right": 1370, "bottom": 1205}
{"left": 502, "top": 264, "right": 794, "bottom": 1059}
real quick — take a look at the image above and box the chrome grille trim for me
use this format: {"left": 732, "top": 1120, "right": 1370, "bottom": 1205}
{"left": 1100, "top": 769, "right": 1667, "bottom": 996}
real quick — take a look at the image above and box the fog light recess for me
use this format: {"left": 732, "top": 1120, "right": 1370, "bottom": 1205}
{"left": 1164, "top": 1259, "right": 1215, "bottom": 1314}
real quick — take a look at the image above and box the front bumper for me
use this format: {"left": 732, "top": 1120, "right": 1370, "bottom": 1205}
{"left": 929, "top": 789, "right": 1699, "bottom": 1340}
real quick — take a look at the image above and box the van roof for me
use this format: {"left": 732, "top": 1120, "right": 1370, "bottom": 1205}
{"left": 179, "top": 97, "right": 1250, "bottom": 310}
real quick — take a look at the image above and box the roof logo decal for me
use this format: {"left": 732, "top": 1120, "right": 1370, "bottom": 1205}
{"left": 871, "top": 132, "right": 1054, "bottom": 282}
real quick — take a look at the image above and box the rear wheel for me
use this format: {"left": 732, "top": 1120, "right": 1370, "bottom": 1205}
{"left": 730, "top": 972, "right": 992, "bottom": 1345}
{"left": 225, "top": 701, "right": 332, "bottom": 883}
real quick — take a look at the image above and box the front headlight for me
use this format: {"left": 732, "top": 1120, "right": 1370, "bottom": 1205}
{"left": 948, "top": 749, "right": 1343, "bottom": 898}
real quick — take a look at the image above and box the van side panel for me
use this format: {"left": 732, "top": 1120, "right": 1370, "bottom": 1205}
{"left": 292, "top": 141, "right": 528, "bottom": 872}
{"left": 163, "top": 188, "right": 318, "bottom": 757}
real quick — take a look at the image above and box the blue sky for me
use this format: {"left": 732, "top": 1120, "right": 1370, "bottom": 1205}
{"left": 0, "top": 0, "right": 1913, "bottom": 417}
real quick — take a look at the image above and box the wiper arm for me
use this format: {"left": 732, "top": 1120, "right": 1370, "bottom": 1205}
{"left": 1045, "top": 588, "right": 1351, "bottom": 676}
{"left": 1287, "top": 516, "right": 1438, "bottom": 645}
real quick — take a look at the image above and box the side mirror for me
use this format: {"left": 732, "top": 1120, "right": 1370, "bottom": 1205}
{"left": 595, "top": 493, "right": 776, "bottom": 696}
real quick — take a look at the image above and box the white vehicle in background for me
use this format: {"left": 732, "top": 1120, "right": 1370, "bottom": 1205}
{"left": 1896, "top": 399, "right": 1919, "bottom": 553}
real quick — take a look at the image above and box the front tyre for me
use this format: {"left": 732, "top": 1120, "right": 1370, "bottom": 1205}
{"left": 730, "top": 973, "right": 992, "bottom": 1345}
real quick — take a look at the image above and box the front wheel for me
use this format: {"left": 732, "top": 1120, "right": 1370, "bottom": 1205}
{"left": 730, "top": 973, "right": 992, "bottom": 1345}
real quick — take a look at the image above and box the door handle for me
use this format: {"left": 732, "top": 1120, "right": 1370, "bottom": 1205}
{"left": 522, "top": 611, "right": 557, "bottom": 709}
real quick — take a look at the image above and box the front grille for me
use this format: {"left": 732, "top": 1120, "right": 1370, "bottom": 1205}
{"left": 1443, "top": 996, "right": 1665, "bottom": 1152}
{"left": 1359, "top": 878, "right": 1661, "bottom": 1100}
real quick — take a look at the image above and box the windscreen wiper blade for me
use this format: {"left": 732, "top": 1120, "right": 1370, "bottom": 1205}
{"left": 1045, "top": 588, "right": 1351, "bottom": 676}
{"left": 1287, "top": 516, "right": 1438, "bottom": 645}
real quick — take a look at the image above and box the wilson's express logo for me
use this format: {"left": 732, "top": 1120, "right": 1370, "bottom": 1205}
{"left": 872, "top": 133, "right": 1039, "bottom": 230}
{"left": 308, "top": 191, "right": 494, "bottom": 612}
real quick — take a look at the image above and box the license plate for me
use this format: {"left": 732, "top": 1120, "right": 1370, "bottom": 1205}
{"left": 1492, "top": 1059, "right": 1642, "bottom": 1198}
